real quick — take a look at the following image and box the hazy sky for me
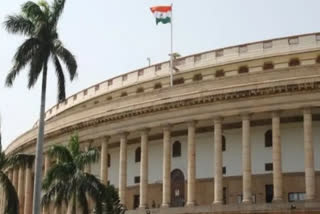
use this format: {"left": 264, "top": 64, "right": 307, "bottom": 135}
{"left": 0, "top": 0, "right": 320, "bottom": 148}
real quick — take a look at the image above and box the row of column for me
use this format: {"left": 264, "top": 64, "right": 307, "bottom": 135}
{"left": 7, "top": 163, "right": 33, "bottom": 214}
{"left": 99, "top": 108, "right": 317, "bottom": 208}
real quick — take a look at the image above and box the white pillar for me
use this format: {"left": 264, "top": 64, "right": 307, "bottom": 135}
{"left": 242, "top": 114, "right": 252, "bottom": 203}
{"left": 303, "top": 108, "right": 316, "bottom": 200}
{"left": 24, "top": 164, "right": 33, "bottom": 214}
{"left": 187, "top": 121, "right": 197, "bottom": 206}
{"left": 100, "top": 137, "right": 110, "bottom": 186}
{"left": 119, "top": 133, "right": 128, "bottom": 205}
{"left": 162, "top": 125, "right": 171, "bottom": 208}
{"left": 18, "top": 166, "right": 25, "bottom": 214}
{"left": 139, "top": 129, "right": 149, "bottom": 208}
{"left": 13, "top": 168, "right": 18, "bottom": 192}
{"left": 272, "top": 112, "right": 282, "bottom": 202}
{"left": 213, "top": 117, "right": 223, "bottom": 204}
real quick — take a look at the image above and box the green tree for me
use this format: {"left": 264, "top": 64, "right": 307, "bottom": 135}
{"left": 42, "top": 135, "right": 124, "bottom": 214}
{"left": 3, "top": 1, "right": 77, "bottom": 213}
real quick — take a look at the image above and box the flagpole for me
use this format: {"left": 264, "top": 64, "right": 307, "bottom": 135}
{"left": 170, "top": 3, "right": 173, "bottom": 87}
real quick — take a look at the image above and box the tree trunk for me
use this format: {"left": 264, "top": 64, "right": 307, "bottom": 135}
{"left": 32, "top": 63, "right": 48, "bottom": 214}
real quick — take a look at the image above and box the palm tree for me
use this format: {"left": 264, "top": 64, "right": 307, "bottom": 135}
{"left": 42, "top": 135, "right": 124, "bottom": 214}
{"left": 4, "top": 1, "right": 78, "bottom": 213}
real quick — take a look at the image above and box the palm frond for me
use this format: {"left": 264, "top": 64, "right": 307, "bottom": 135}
{"left": 53, "top": 55, "right": 66, "bottom": 102}
{"left": 0, "top": 171, "right": 19, "bottom": 214}
{"left": 21, "top": 1, "right": 46, "bottom": 23}
{"left": 50, "top": 0, "right": 66, "bottom": 28}
{"left": 77, "top": 189, "right": 89, "bottom": 214}
{"left": 48, "top": 145, "right": 73, "bottom": 163}
{"left": 3, "top": 15, "right": 35, "bottom": 36}
{"left": 54, "top": 44, "right": 77, "bottom": 80}
{"left": 5, "top": 38, "right": 40, "bottom": 87}
{"left": 6, "top": 153, "right": 34, "bottom": 169}
{"left": 27, "top": 51, "right": 45, "bottom": 88}
{"left": 75, "top": 148, "right": 99, "bottom": 170}
{"left": 68, "top": 135, "right": 80, "bottom": 158}
{"left": 42, "top": 162, "right": 75, "bottom": 190}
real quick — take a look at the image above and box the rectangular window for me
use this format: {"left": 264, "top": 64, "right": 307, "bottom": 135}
{"left": 288, "top": 192, "right": 305, "bottom": 202}
{"left": 95, "top": 84, "right": 100, "bottom": 91}
{"left": 83, "top": 89, "right": 88, "bottom": 96}
{"left": 122, "top": 74, "right": 128, "bottom": 81}
{"left": 108, "top": 80, "right": 113, "bottom": 86}
{"left": 265, "top": 163, "right": 273, "bottom": 171}
{"left": 316, "top": 34, "right": 320, "bottom": 41}
{"left": 222, "top": 166, "right": 226, "bottom": 175}
{"left": 134, "top": 176, "right": 140, "bottom": 184}
{"left": 222, "top": 141, "right": 226, "bottom": 152}
{"left": 73, "top": 94, "right": 77, "bottom": 101}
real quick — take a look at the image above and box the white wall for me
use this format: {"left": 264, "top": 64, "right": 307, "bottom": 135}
{"left": 90, "top": 122, "right": 320, "bottom": 187}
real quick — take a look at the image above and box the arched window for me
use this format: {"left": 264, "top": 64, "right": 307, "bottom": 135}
{"left": 215, "top": 69, "right": 225, "bottom": 78}
{"left": 263, "top": 62, "right": 274, "bottom": 70}
{"left": 238, "top": 66, "right": 249, "bottom": 74}
{"left": 172, "top": 141, "right": 181, "bottom": 157}
{"left": 135, "top": 147, "right": 141, "bottom": 163}
{"left": 108, "top": 154, "right": 111, "bottom": 167}
{"left": 265, "top": 130, "right": 272, "bottom": 147}
{"left": 154, "top": 82, "right": 162, "bottom": 89}
{"left": 289, "top": 58, "right": 300, "bottom": 67}
{"left": 173, "top": 78, "right": 184, "bottom": 86}
{"left": 222, "top": 136, "right": 226, "bottom": 151}
{"left": 193, "top": 73, "right": 203, "bottom": 82}
{"left": 136, "top": 87, "right": 144, "bottom": 94}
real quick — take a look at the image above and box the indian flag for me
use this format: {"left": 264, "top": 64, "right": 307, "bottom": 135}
{"left": 150, "top": 6, "right": 172, "bottom": 25}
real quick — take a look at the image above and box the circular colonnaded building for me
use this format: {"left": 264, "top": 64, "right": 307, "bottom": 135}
{"left": 4, "top": 32, "right": 320, "bottom": 214}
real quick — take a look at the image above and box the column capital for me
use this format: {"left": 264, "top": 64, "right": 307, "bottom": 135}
{"left": 213, "top": 116, "right": 223, "bottom": 124}
{"left": 162, "top": 124, "right": 172, "bottom": 131}
{"left": 271, "top": 111, "right": 281, "bottom": 118}
{"left": 119, "top": 132, "right": 129, "bottom": 139}
{"left": 187, "top": 120, "right": 197, "bottom": 127}
{"left": 241, "top": 113, "right": 251, "bottom": 120}
{"left": 303, "top": 108, "right": 312, "bottom": 115}
{"left": 139, "top": 128, "right": 150, "bottom": 135}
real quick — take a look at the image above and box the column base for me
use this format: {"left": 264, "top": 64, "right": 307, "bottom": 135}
{"left": 242, "top": 199, "right": 252, "bottom": 205}
{"left": 139, "top": 205, "right": 147, "bottom": 209}
{"left": 186, "top": 201, "right": 195, "bottom": 207}
{"left": 272, "top": 198, "right": 283, "bottom": 203}
{"left": 212, "top": 201, "right": 223, "bottom": 205}
{"left": 161, "top": 203, "right": 170, "bottom": 208}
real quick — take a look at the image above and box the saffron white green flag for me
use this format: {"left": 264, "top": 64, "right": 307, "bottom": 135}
{"left": 150, "top": 6, "right": 172, "bottom": 25}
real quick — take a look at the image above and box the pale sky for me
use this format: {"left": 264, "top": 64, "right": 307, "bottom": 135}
{"left": 0, "top": 0, "right": 319, "bottom": 148}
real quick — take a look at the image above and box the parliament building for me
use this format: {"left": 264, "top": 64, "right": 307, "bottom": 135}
{"left": 4, "top": 32, "right": 320, "bottom": 214}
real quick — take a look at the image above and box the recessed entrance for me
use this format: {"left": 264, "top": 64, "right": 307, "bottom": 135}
{"left": 171, "top": 169, "right": 185, "bottom": 207}
{"left": 265, "top": 184, "right": 273, "bottom": 203}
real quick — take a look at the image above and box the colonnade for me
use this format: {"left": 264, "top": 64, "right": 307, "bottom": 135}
{"left": 7, "top": 163, "right": 34, "bottom": 213}
{"left": 4, "top": 108, "right": 318, "bottom": 212}
{"left": 98, "top": 109, "right": 317, "bottom": 208}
